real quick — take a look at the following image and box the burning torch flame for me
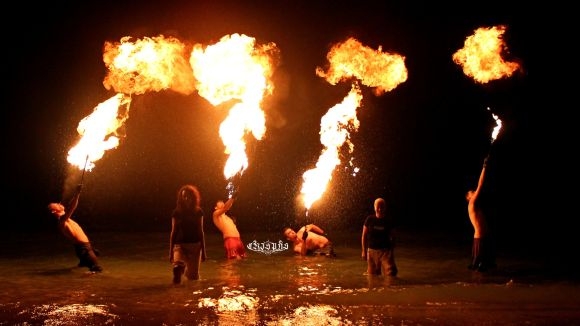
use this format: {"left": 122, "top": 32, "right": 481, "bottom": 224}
{"left": 300, "top": 37, "right": 407, "bottom": 211}
{"left": 452, "top": 25, "right": 521, "bottom": 84}
{"left": 488, "top": 107, "right": 502, "bottom": 143}
{"left": 67, "top": 93, "right": 131, "bottom": 171}
{"left": 301, "top": 85, "right": 363, "bottom": 210}
{"left": 68, "top": 35, "right": 197, "bottom": 171}
{"left": 190, "top": 33, "right": 279, "bottom": 182}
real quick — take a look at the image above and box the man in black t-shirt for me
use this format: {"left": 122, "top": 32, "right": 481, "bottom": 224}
{"left": 361, "top": 198, "right": 398, "bottom": 276}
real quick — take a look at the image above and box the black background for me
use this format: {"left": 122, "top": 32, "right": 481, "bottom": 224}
{"left": 3, "top": 1, "right": 569, "bottom": 259}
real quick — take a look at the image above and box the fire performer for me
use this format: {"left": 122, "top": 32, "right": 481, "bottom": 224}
{"left": 212, "top": 197, "right": 247, "bottom": 259}
{"left": 47, "top": 184, "right": 103, "bottom": 273}
{"left": 283, "top": 224, "right": 335, "bottom": 257}
{"left": 466, "top": 156, "right": 496, "bottom": 272}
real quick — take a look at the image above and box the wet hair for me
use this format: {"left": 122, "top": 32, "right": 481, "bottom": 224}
{"left": 176, "top": 184, "right": 201, "bottom": 211}
{"left": 282, "top": 227, "right": 292, "bottom": 236}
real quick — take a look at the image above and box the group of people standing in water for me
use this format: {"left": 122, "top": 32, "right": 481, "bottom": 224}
{"left": 48, "top": 154, "right": 495, "bottom": 283}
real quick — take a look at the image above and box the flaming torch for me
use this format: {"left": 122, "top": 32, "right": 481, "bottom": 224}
{"left": 68, "top": 34, "right": 194, "bottom": 172}
{"left": 300, "top": 37, "right": 407, "bottom": 216}
{"left": 452, "top": 25, "right": 520, "bottom": 163}
{"left": 80, "top": 154, "right": 89, "bottom": 185}
{"left": 488, "top": 107, "right": 502, "bottom": 144}
{"left": 67, "top": 93, "right": 131, "bottom": 172}
{"left": 189, "top": 33, "right": 279, "bottom": 197}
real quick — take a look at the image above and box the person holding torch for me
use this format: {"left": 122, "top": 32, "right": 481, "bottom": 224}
{"left": 213, "top": 196, "right": 247, "bottom": 259}
{"left": 283, "top": 224, "right": 335, "bottom": 257}
{"left": 466, "top": 156, "right": 496, "bottom": 272}
{"left": 47, "top": 184, "right": 103, "bottom": 273}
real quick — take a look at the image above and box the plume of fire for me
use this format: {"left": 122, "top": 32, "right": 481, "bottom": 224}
{"left": 102, "top": 35, "right": 195, "bottom": 95}
{"left": 68, "top": 35, "right": 197, "bottom": 172}
{"left": 301, "top": 37, "right": 407, "bottom": 210}
{"left": 452, "top": 25, "right": 521, "bottom": 84}
{"left": 301, "top": 85, "right": 363, "bottom": 210}
{"left": 189, "top": 33, "right": 279, "bottom": 180}
{"left": 67, "top": 93, "right": 131, "bottom": 171}
{"left": 316, "top": 37, "right": 408, "bottom": 95}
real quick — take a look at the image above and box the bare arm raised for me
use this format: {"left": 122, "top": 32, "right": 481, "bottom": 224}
{"left": 62, "top": 184, "right": 83, "bottom": 222}
{"left": 212, "top": 197, "right": 235, "bottom": 220}
{"left": 473, "top": 157, "right": 487, "bottom": 198}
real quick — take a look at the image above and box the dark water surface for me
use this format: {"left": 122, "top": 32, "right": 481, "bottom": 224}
{"left": 1, "top": 229, "right": 579, "bottom": 325}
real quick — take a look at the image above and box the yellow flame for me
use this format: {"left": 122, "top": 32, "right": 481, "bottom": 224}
{"left": 488, "top": 107, "right": 503, "bottom": 143}
{"left": 301, "top": 85, "right": 363, "bottom": 210}
{"left": 190, "top": 33, "right": 279, "bottom": 179}
{"left": 316, "top": 37, "right": 407, "bottom": 94}
{"left": 301, "top": 38, "right": 407, "bottom": 210}
{"left": 452, "top": 25, "right": 521, "bottom": 84}
{"left": 102, "top": 35, "right": 195, "bottom": 95}
{"left": 67, "top": 93, "right": 131, "bottom": 171}
{"left": 68, "top": 35, "right": 197, "bottom": 172}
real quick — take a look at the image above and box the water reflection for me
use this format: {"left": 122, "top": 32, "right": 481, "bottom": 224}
{"left": 268, "top": 305, "right": 344, "bottom": 325}
{"left": 1, "top": 231, "right": 579, "bottom": 325}
{"left": 198, "top": 286, "right": 259, "bottom": 325}
{"left": 293, "top": 259, "right": 329, "bottom": 294}
{"left": 217, "top": 259, "right": 242, "bottom": 288}
{"left": 15, "top": 303, "right": 118, "bottom": 325}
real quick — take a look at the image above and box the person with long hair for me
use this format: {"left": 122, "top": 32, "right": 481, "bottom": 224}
{"left": 169, "top": 184, "right": 206, "bottom": 284}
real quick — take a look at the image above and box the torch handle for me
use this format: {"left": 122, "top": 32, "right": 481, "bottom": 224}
{"left": 80, "top": 155, "right": 89, "bottom": 184}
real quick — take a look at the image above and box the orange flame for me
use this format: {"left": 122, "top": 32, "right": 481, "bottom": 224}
{"left": 316, "top": 37, "right": 407, "bottom": 95}
{"left": 190, "top": 33, "right": 279, "bottom": 179}
{"left": 301, "top": 38, "right": 407, "bottom": 210}
{"left": 301, "top": 85, "right": 363, "bottom": 210}
{"left": 452, "top": 25, "right": 521, "bottom": 83}
{"left": 67, "top": 93, "right": 131, "bottom": 171}
{"left": 67, "top": 35, "right": 197, "bottom": 172}
{"left": 102, "top": 35, "right": 195, "bottom": 95}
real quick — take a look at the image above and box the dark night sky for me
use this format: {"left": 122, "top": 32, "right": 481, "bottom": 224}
{"left": 3, "top": 1, "right": 567, "bottom": 248}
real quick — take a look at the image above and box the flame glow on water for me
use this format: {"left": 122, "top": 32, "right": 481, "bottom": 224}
{"left": 198, "top": 286, "right": 259, "bottom": 312}
{"left": 23, "top": 303, "right": 118, "bottom": 325}
{"left": 270, "top": 305, "right": 345, "bottom": 326}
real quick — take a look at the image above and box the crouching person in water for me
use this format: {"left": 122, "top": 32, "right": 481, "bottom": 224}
{"left": 283, "top": 224, "right": 335, "bottom": 257}
{"left": 47, "top": 184, "right": 103, "bottom": 273}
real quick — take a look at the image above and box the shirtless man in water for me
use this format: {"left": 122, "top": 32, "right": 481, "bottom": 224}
{"left": 283, "top": 224, "right": 335, "bottom": 257}
{"left": 47, "top": 184, "right": 103, "bottom": 272}
{"left": 466, "top": 156, "right": 496, "bottom": 272}
{"left": 212, "top": 197, "right": 246, "bottom": 259}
